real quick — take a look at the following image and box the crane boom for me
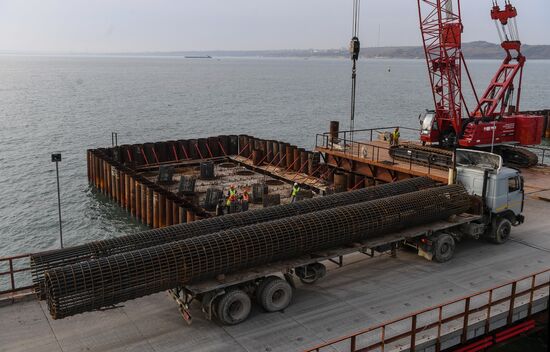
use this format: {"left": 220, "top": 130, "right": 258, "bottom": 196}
{"left": 416, "top": 0, "right": 543, "bottom": 155}
{"left": 417, "top": 0, "right": 464, "bottom": 146}
{"left": 472, "top": 1, "right": 524, "bottom": 118}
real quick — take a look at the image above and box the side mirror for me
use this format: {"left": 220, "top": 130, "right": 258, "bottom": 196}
{"left": 520, "top": 176, "right": 524, "bottom": 191}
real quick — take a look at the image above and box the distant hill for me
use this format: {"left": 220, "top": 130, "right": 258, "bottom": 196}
{"left": 153, "top": 42, "right": 550, "bottom": 60}
{"left": 363, "top": 41, "right": 550, "bottom": 60}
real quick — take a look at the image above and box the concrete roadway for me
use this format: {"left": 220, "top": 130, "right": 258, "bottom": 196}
{"left": 1, "top": 197, "right": 549, "bottom": 352}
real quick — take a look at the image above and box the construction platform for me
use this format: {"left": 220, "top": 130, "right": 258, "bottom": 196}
{"left": 313, "top": 126, "right": 450, "bottom": 185}
{"left": 2, "top": 127, "right": 549, "bottom": 351}
{"left": 315, "top": 124, "right": 550, "bottom": 187}
{"left": 1, "top": 195, "right": 549, "bottom": 352}
{"left": 86, "top": 135, "right": 331, "bottom": 229}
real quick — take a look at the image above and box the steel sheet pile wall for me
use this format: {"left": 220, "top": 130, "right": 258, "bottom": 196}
{"left": 44, "top": 185, "right": 469, "bottom": 319}
{"left": 31, "top": 177, "right": 436, "bottom": 297}
{"left": 86, "top": 135, "right": 325, "bottom": 231}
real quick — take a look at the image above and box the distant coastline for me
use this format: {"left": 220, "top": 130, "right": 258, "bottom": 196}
{"left": 1, "top": 41, "right": 549, "bottom": 60}
{"left": 127, "top": 41, "right": 550, "bottom": 60}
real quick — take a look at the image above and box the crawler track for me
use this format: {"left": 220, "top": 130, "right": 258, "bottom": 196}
{"left": 389, "top": 143, "right": 453, "bottom": 170}
{"left": 389, "top": 143, "right": 539, "bottom": 169}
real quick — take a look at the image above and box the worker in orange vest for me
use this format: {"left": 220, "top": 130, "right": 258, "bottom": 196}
{"left": 241, "top": 189, "right": 250, "bottom": 211}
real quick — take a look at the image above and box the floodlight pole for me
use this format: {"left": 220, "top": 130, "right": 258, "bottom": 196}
{"left": 51, "top": 153, "right": 63, "bottom": 248}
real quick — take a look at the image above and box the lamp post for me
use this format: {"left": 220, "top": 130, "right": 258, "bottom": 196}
{"left": 51, "top": 153, "right": 63, "bottom": 248}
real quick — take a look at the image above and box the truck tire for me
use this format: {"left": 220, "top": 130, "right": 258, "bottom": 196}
{"left": 258, "top": 277, "right": 292, "bottom": 312}
{"left": 433, "top": 234, "right": 455, "bottom": 263}
{"left": 255, "top": 276, "right": 280, "bottom": 303}
{"left": 296, "top": 263, "right": 326, "bottom": 284}
{"left": 492, "top": 217, "right": 512, "bottom": 244}
{"left": 216, "top": 289, "right": 251, "bottom": 325}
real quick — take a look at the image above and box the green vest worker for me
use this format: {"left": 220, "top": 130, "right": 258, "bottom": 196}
{"left": 226, "top": 185, "right": 237, "bottom": 209}
{"left": 290, "top": 183, "right": 300, "bottom": 203}
{"left": 391, "top": 127, "right": 400, "bottom": 146}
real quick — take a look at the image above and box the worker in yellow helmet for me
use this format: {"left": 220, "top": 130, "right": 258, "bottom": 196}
{"left": 390, "top": 127, "right": 400, "bottom": 146}
{"left": 226, "top": 184, "right": 238, "bottom": 213}
{"left": 228, "top": 184, "right": 237, "bottom": 198}
{"left": 290, "top": 183, "right": 300, "bottom": 203}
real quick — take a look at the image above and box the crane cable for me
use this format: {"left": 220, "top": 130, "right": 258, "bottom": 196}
{"left": 349, "top": 0, "right": 361, "bottom": 144}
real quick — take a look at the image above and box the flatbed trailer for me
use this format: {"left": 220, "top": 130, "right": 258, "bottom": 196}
{"left": 169, "top": 212, "right": 482, "bottom": 325}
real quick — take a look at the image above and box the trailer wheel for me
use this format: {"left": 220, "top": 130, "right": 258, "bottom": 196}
{"left": 255, "top": 276, "right": 280, "bottom": 303}
{"left": 492, "top": 217, "right": 512, "bottom": 244}
{"left": 433, "top": 234, "right": 455, "bottom": 263}
{"left": 296, "top": 263, "right": 326, "bottom": 284}
{"left": 216, "top": 289, "right": 251, "bottom": 325}
{"left": 258, "top": 278, "right": 292, "bottom": 312}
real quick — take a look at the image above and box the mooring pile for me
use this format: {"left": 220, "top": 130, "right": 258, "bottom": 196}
{"left": 31, "top": 177, "right": 437, "bottom": 297}
{"left": 44, "top": 184, "right": 469, "bottom": 319}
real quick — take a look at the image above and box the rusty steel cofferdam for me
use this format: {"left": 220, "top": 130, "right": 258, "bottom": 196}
{"left": 43, "top": 184, "right": 470, "bottom": 319}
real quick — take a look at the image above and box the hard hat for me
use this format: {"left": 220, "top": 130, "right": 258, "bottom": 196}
{"left": 294, "top": 183, "right": 298, "bottom": 186}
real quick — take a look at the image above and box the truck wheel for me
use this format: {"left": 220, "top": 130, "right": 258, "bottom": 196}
{"left": 492, "top": 217, "right": 512, "bottom": 244}
{"left": 433, "top": 234, "right": 455, "bottom": 263}
{"left": 216, "top": 289, "right": 251, "bottom": 325}
{"left": 255, "top": 276, "right": 280, "bottom": 303}
{"left": 297, "top": 263, "right": 326, "bottom": 284}
{"left": 258, "top": 278, "right": 292, "bottom": 312}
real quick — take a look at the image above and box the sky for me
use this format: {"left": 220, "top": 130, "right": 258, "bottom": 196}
{"left": 0, "top": 0, "right": 548, "bottom": 53}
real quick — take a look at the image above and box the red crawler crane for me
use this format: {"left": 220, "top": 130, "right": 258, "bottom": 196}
{"left": 416, "top": 0, "right": 543, "bottom": 166}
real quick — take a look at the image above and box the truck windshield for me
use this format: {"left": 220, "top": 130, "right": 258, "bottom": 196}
{"left": 508, "top": 177, "right": 520, "bottom": 192}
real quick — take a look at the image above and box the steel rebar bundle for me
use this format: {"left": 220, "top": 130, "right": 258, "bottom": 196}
{"left": 31, "top": 177, "right": 436, "bottom": 296}
{"left": 44, "top": 185, "right": 469, "bottom": 319}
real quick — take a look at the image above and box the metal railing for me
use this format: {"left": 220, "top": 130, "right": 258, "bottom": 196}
{"left": 0, "top": 253, "right": 34, "bottom": 297}
{"left": 315, "top": 130, "right": 443, "bottom": 178}
{"left": 524, "top": 145, "right": 550, "bottom": 166}
{"left": 318, "top": 126, "right": 550, "bottom": 168}
{"left": 305, "top": 268, "right": 550, "bottom": 352}
{"left": 322, "top": 126, "right": 420, "bottom": 143}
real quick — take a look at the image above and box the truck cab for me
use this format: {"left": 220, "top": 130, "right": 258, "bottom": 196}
{"left": 455, "top": 149, "right": 524, "bottom": 243}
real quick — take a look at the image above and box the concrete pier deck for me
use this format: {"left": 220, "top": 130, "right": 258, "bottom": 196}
{"left": 1, "top": 195, "right": 549, "bottom": 352}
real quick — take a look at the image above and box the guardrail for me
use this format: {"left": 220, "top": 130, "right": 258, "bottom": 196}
{"left": 319, "top": 126, "right": 550, "bottom": 167}
{"left": 524, "top": 145, "right": 550, "bottom": 166}
{"left": 322, "top": 126, "right": 420, "bottom": 143}
{"left": 0, "top": 253, "right": 33, "bottom": 297}
{"left": 315, "top": 133, "right": 444, "bottom": 178}
{"left": 305, "top": 268, "right": 550, "bottom": 352}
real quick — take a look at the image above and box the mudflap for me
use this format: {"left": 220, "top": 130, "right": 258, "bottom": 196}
{"left": 178, "top": 303, "right": 193, "bottom": 325}
{"left": 418, "top": 247, "right": 433, "bottom": 261}
{"left": 169, "top": 288, "right": 194, "bottom": 325}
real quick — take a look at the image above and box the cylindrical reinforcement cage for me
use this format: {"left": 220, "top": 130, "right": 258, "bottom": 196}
{"left": 31, "top": 177, "right": 437, "bottom": 297}
{"left": 44, "top": 185, "right": 470, "bottom": 319}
